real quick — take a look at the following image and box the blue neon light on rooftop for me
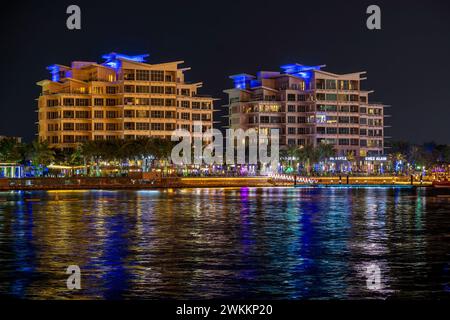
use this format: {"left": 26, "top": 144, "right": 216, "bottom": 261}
{"left": 47, "top": 65, "right": 61, "bottom": 82}
{"left": 102, "top": 52, "right": 149, "bottom": 63}
{"left": 229, "top": 73, "right": 255, "bottom": 89}
{"left": 280, "top": 63, "right": 324, "bottom": 74}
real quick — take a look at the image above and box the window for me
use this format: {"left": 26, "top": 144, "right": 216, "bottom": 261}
{"left": 165, "top": 123, "right": 175, "bottom": 131}
{"left": 124, "top": 97, "right": 134, "bottom": 105}
{"left": 94, "top": 123, "right": 104, "bottom": 131}
{"left": 75, "top": 111, "right": 90, "bottom": 118}
{"left": 181, "top": 112, "right": 190, "bottom": 120}
{"left": 338, "top": 116, "right": 350, "bottom": 124}
{"left": 47, "top": 112, "right": 59, "bottom": 119}
{"left": 181, "top": 89, "right": 190, "bottom": 96}
{"left": 287, "top": 116, "right": 296, "bottom": 124}
{"left": 136, "top": 85, "right": 150, "bottom": 93}
{"left": 316, "top": 79, "right": 325, "bottom": 89}
{"left": 47, "top": 99, "right": 58, "bottom": 107}
{"left": 326, "top": 127, "right": 337, "bottom": 134}
{"left": 165, "top": 111, "right": 176, "bottom": 119}
{"left": 63, "top": 123, "right": 74, "bottom": 131}
{"left": 106, "top": 86, "right": 117, "bottom": 94}
{"left": 106, "top": 123, "right": 120, "bottom": 131}
{"left": 165, "top": 99, "right": 175, "bottom": 106}
{"left": 192, "top": 114, "right": 201, "bottom": 121}
{"left": 297, "top": 116, "right": 306, "bottom": 123}
{"left": 94, "top": 98, "right": 104, "bottom": 106}
{"left": 123, "top": 69, "right": 135, "bottom": 80}
{"left": 287, "top": 94, "right": 296, "bottom": 101}
{"left": 339, "top": 128, "right": 350, "bottom": 135}
{"left": 151, "top": 110, "right": 164, "bottom": 118}
{"left": 136, "top": 110, "right": 149, "bottom": 118}
{"left": 136, "top": 123, "right": 149, "bottom": 131}
{"left": 106, "top": 98, "right": 117, "bottom": 106}
{"left": 317, "top": 105, "right": 337, "bottom": 112}
{"left": 124, "top": 110, "right": 135, "bottom": 118}
{"left": 75, "top": 123, "right": 90, "bottom": 131}
{"left": 94, "top": 111, "right": 104, "bottom": 118}
{"left": 151, "top": 86, "right": 164, "bottom": 94}
{"left": 316, "top": 127, "right": 326, "bottom": 134}
{"left": 63, "top": 111, "right": 74, "bottom": 118}
{"left": 124, "top": 85, "right": 135, "bottom": 93}
{"left": 150, "top": 70, "right": 164, "bottom": 82}
{"left": 165, "top": 86, "right": 175, "bottom": 94}
{"left": 151, "top": 98, "right": 164, "bottom": 106}
{"left": 136, "top": 70, "right": 150, "bottom": 81}
{"left": 135, "top": 98, "right": 149, "bottom": 105}
{"left": 151, "top": 123, "right": 163, "bottom": 130}
{"left": 338, "top": 80, "right": 349, "bottom": 90}
{"left": 325, "top": 80, "right": 336, "bottom": 90}
{"left": 63, "top": 135, "right": 75, "bottom": 143}
{"left": 63, "top": 98, "right": 74, "bottom": 106}
{"left": 326, "top": 94, "right": 337, "bottom": 101}
{"left": 288, "top": 105, "right": 296, "bottom": 112}
{"left": 124, "top": 122, "right": 135, "bottom": 130}
{"left": 181, "top": 101, "right": 190, "bottom": 108}
{"left": 106, "top": 111, "right": 119, "bottom": 118}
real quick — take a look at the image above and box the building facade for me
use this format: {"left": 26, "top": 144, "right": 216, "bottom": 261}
{"left": 38, "top": 53, "right": 215, "bottom": 150}
{"left": 224, "top": 63, "right": 387, "bottom": 160}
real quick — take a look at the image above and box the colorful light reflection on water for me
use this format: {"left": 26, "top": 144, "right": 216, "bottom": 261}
{"left": 0, "top": 187, "right": 449, "bottom": 299}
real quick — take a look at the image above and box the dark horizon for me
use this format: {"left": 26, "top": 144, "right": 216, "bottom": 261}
{"left": 1, "top": 0, "right": 450, "bottom": 144}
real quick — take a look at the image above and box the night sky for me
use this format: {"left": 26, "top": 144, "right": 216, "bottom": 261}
{"left": 1, "top": 0, "right": 449, "bottom": 144}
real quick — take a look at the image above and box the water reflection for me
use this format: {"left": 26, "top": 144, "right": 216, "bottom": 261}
{"left": 0, "top": 187, "right": 449, "bottom": 299}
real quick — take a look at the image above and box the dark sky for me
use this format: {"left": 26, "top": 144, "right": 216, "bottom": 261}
{"left": 1, "top": 0, "right": 449, "bottom": 144}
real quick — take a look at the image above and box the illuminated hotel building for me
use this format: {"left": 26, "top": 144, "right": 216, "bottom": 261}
{"left": 224, "top": 63, "right": 387, "bottom": 158}
{"left": 37, "top": 53, "right": 215, "bottom": 150}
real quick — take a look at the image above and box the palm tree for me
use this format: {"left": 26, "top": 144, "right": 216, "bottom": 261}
{"left": 0, "top": 138, "right": 24, "bottom": 163}
{"left": 297, "top": 144, "right": 317, "bottom": 176}
{"left": 30, "top": 140, "right": 56, "bottom": 176}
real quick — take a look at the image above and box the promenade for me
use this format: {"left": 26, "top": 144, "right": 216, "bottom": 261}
{"left": 0, "top": 175, "right": 434, "bottom": 191}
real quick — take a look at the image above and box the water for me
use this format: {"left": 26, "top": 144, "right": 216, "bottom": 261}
{"left": 0, "top": 187, "right": 449, "bottom": 299}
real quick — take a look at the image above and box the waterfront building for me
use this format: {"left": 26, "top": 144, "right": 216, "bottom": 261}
{"left": 0, "top": 163, "right": 23, "bottom": 178}
{"left": 37, "top": 53, "right": 215, "bottom": 151}
{"left": 0, "top": 136, "right": 22, "bottom": 143}
{"left": 223, "top": 63, "right": 387, "bottom": 162}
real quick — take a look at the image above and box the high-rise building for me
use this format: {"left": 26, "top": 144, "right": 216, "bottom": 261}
{"left": 37, "top": 52, "right": 215, "bottom": 150}
{"left": 224, "top": 63, "right": 387, "bottom": 159}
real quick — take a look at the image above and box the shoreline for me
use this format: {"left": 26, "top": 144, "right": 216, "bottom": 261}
{"left": 0, "top": 176, "right": 437, "bottom": 191}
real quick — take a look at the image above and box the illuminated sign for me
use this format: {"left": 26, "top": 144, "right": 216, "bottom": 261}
{"left": 364, "top": 156, "right": 387, "bottom": 161}
{"left": 329, "top": 156, "right": 347, "bottom": 161}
